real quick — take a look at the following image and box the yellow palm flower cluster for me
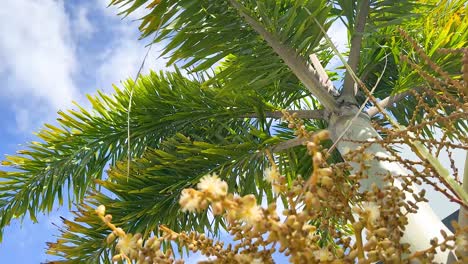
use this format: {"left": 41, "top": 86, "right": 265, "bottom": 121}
{"left": 94, "top": 127, "right": 465, "bottom": 263}
{"left": 179, "top": 173, "right": 263, "bottom": 226}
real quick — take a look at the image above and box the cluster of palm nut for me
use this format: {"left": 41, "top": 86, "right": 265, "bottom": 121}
{"left": 96, "top": 121, "right": 466, "bottom": 263}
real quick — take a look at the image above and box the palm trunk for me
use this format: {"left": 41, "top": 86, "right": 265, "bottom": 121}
{"left": 328, "top": 106, "right": 453, "bottom": 263}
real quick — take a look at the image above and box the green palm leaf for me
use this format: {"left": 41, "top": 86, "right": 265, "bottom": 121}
{"left": 359, "top": 0, "right": 467, "bottom": 139}
{"left": 0, "top": 70, "right": 282, "bottom": 238}
{"left": 46, "top": 122, "right": 335, "bottom": 262}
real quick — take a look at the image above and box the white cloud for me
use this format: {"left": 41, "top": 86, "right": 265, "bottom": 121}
{"left": 72, "top": 6, "right": 96, "bottom": 39}
{"left": 185, "top": 252, "right": 216, "bottom": 264}
{"left": 326, "top": 20, "right": 349, "bottom": 71}
{"left": 96, "top": 37, "right": 169, "bottom": 90}
{"left": 13, "top": 108, "right": 32, "bottom": 133}
{"left": 0, "top": 0, "right": 81, "bottom": 131}
{"left": 327, "top": 20, "right": 349, "bottom": 53}
{"left": 94, "top": 2, "right": 170, "bottom": 91}
{"left": 0, "top": 0, "right": 170, "bottom": 132}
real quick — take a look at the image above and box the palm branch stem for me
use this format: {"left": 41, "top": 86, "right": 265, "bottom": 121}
{"left": 340, "top": 0, "right": 369, "bottom": 104}
{"left": 270, "top": 137, "right": 307, "bottom": 153}
{"left": 366, "top": 89, "right": 418, "bottom": 117}
{"left": 309, "top": 54, "right": 339, "bottom": 96}
{"left": 228, "top": 0, "right": 337, "bottom": 111}
{"left": 242, "top": 109, "right": 326, "bottom": 120}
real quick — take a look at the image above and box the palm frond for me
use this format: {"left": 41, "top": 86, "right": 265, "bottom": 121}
{"left": 0, "top": 70, "right": 278, "bottom": 238}
{"left": 332, "top": 0, "right": 427, "bottom": 32}
{"left": 356, "top": 0, "right": 467, "bottom": 140}
{"left": 110, "top": 0, "right": 338, "bottom": 109}
{"left": 46, "top": 204, "right": 114, "bottom": 264}
{"left": 46, "top": 120, "right": 341, "bottom": 262}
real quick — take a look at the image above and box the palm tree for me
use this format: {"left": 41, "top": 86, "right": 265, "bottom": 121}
{"left": 0, "top": 0, "right": 466, "bottom": 262}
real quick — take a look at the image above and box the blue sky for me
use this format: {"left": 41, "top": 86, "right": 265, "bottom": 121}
{"left": 0, "top": 0, "right": 170, "bottom": 262}
{"left": 0, "top": 1, "right": 463, "bottom": 263}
